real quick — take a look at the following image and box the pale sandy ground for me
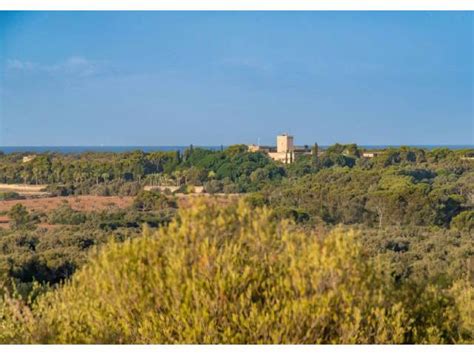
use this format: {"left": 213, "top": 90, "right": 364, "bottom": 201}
{"left": 0, "top": 183, "right": 50, "bottom": 196}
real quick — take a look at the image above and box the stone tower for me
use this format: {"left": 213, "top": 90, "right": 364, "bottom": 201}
{"left": 277, "top": 134, "right": 294, "bottom": 153}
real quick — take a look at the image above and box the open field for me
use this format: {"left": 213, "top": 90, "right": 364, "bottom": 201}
{"left": 0, "top": 195, "right": 134, "bottom": 229}
{"left": 0, "top": 195, "right": 134, "bottom": 214}
{"left": 0, "top": 193, "right": 241, "bottom": 214}
{"left": 0, "top": 193, "right": 241, "bottom": 229}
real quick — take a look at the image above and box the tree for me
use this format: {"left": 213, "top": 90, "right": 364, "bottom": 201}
{"left": 311, "top": 142, "right": 320, "bottom": 169}
{"left": 225, "top": 144, "right": 248, "bottom": 157}
{"left": 311, "top": 142, "right": 319, "bottom": 157}
{"left": 8, "top": 204, "right": 31, "bottom": 229}
{"left": 249, "top": 168, "right": 268, "bottom": 183}
{"left": 203, "top": 180, "right": 223, "bottom": 194}
{"left": 132, "top": 191, "right": 177, "bottom": 212}
{"left": 174, "top": 150, "right": 181, "bottom": 164}
{"left": 32, "top": 156, "right": 52, "bottom": 184}
{"left": 344, "top": 144, "right": 360, "bottom": 158}
{"left": 207, "top": 170, "right": 216, "bottom": 180}
{"left": 184, "top": 166, "right": 207, "bottom": 185}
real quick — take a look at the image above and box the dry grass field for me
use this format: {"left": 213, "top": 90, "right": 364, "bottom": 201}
{"left": 0, "top": 195, "right": 134, "bottom": 229}
{"left": 0, "top": 193, "right": 240, "bottom": 213}
{"left": 0, "top": 195, "right": 134, "bottom": 214}
{"left": 0, "top": 192, "right": 240, "bottom": 229}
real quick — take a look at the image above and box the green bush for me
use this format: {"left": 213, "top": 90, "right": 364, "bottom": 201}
{"left": 46, "top": 184, "right": 74, "bottom": 197}
{"left": 8, "top": 204, "right": 36, "bottom": 230}
{"left": 132, "top": 191, "right": 177, "bottom": 212}
{"left": 243, "top": 192, "right": 267, "bottom": 208}
{"left": 0, "top": 192, "right": 23, "bottom": 201}
{"left": 48, "top": 204, "right": 86, "bottom": 225}
{"left": 204, "top": 180, "right": 223, "bottom": 194}
{"left": 451, "top": 211, "right": 474, "bottom": 232}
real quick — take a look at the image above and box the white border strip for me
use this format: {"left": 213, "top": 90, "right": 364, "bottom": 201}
{"left": 0, "top": 0, "right": 473, "bottom": 11}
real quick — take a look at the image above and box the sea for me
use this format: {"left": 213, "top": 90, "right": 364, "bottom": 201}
{"left": 0, "top": 145, "right": 472, "bottom": 154}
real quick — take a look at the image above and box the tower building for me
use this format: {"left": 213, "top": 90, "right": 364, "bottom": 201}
{"left": 247, "top": 133, "right": 311, "bottom": 164}
{"left": 277, "top": 134, "right": 294, "bottom": 153}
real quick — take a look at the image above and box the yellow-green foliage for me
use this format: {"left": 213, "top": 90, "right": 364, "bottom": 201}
{"left": 0, "top": 286, "right": 35, "bottom": 344}
{"left": 1, "top": 200, "right": 472, "bottom": 344}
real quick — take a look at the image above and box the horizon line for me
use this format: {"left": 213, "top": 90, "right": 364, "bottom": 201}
{"left": 1, "top": 144, "right": 473, "bottom": 148}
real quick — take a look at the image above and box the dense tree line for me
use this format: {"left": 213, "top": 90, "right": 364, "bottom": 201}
{"left": 243, "top": 146, "right": 474, "bottom": 230}
{"left": 0, "top": 146, "right": 284, "bottom": 194}
{"left": 0, "top": 146, "right": 471, "bottom": 199}
{"left": 254, "top": 165, "right": 472, "bottom": 228}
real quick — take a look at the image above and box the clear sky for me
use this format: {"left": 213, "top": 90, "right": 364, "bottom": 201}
{"left": 0, "top": 11, "right": 472, "bottom": 146}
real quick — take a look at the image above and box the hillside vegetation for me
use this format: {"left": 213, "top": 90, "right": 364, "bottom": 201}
{"left": 1, "top": 200, "right": 472, "bottom": 344}
{"left": 0, "top": 144, "right": 472, "bottom": 343}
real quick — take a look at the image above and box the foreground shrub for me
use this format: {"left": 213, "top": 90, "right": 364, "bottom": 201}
{"left": 1, "top": 200, "right": 472, "bottom": 343}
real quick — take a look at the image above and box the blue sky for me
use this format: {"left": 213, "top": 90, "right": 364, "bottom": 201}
{"left": 0, "top": 11, "right": 472, "bottom": 146}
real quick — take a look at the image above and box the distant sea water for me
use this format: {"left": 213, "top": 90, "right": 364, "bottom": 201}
{"left": 0, "top": 145, "right": 472, "bottom": 154}
{"left": 0, "top": 146, "right": 221, "bottom": 154}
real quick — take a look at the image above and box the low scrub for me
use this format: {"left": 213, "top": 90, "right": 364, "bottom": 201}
{"left": 0, "top": 200, "right": 471, "bottom": 344}
{"left": 0, "top": 191, "right": 23, "bottom": 201}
